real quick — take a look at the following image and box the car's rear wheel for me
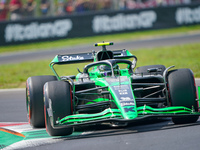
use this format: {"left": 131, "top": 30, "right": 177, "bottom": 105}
{"left": 135, "top": 65, "right": 166, "bottom": 75}
{"left": 26, "top": 76, "right": 57, "bottom": 128}
{"left": 44, "top": 81, "right": 73, "bottom": 136}
{"left": 167, "top": 69, "right": 199, "bottom": 124}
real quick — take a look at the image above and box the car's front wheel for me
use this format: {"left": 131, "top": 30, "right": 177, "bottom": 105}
{"left": 44, "top": 81, "right": 73, "bottom": 136}
{"left": 167, "top": 69, "right": 199, "bottom": 124}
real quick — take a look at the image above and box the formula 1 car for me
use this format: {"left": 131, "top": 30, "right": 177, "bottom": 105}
{"left": 26, "top": 42, "right": 200, "bottom": 136}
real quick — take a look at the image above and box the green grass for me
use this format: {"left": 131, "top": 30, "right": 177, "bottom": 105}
{"left": 1, "top": 42, "right": 200, "bottom": 89}
{"left": 1, "top": 25, "right": 200, "bottom": 54}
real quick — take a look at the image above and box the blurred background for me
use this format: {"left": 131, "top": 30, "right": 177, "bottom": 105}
{"left": 0, "top": 0, "right": 200, "bottom": 21}
{"left": 1, "top": 0, "right": 200, "bottom": 46}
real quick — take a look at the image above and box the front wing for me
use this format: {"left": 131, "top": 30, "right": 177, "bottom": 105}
{"left": 51, "top": 105, "right": 200, "bottom": 129}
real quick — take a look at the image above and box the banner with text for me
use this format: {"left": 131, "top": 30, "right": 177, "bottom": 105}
{"left": 0, "top": 3, "right": 200, "bottom": 46}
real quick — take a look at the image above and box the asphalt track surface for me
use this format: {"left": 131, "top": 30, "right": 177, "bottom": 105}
{"left": 1, "top": 32, "right": 200, "bottom": 65}
{"left": 1, "top": 33, "right": 200, "bottom": 149}
{"left": 0, "top": 80, "right": 200, "bottom": 150}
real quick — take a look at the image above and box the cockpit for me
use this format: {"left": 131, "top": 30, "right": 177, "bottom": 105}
{"left": 83, "top": 59, "right": 134, "bottom": 78}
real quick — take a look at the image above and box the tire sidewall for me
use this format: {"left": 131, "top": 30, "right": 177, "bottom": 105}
{"left": 44, "top": 81, "right": 73, "bottom": 136}
{"left": 26, "top": 75, "right": 57, "bottom": 128}
{"left": 168, "top": 69, "right": 197, "bottom": 110}
{"left": 167, "top": 69, "right": 199, "bottom": 124}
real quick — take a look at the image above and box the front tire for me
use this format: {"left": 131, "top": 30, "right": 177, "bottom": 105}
{"left": 44, "top": 81, "right": 73, "bottom": 136}
{"left": 26, "top": 75, "right": 57, "bottom": 128}
{"left": 167, "top": 69, "right": 199, "bottom": 124}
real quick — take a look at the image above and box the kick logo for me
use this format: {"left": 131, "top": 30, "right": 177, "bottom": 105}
{"left": 124, "top": 107, "right": 135, "bottom": 112}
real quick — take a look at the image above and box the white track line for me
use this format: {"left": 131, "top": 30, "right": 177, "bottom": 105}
{"left": 0, "top": 88, "right": 25, "bottom": 92}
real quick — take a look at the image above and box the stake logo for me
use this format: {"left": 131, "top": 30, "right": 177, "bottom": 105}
{"left": 61, "top": 55, "right": 84, "bottom": 61}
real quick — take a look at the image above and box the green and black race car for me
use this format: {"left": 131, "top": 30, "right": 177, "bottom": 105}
{"left": 26, "top": 42, "right": 200, "bottom": 136}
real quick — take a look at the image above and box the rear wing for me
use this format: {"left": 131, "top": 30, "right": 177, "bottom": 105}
{"left": 50, "top": 48, "right": 137, "bottom": 80}
{"left": 50, "top": 49, "right": 136, "bottom": 65}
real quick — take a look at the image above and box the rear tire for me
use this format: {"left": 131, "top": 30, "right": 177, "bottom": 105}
{"left": 26, "top": 76, "right": 57, "bottom": 128}
{"left": 44, "top": 81, "right": 73, "bottom": 136}
{"left": 135, "top": 65, "right": 166, "bottom": 75}
{"left": 167, "top": 69, "right": 199, "bottom": 124}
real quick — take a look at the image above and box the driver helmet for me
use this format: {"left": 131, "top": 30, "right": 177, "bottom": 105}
{"left": 99, "top": 65, "right": 111, "bottom": 76}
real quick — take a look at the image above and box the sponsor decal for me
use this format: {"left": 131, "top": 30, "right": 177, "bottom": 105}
{"left": 92, "top": 11, "right": 157, "bottom": 33}
{"left": 61, "top": 55, "right": 84, "bottom": 61}
{"left": 118, "top": 89, "right": 128, "bottom": 95}
{"left": 120, "top": 97, "right": 133, "bottom": 101}
{"left": 107, "top": 76, "right": 129, "bottom": 83}
{"left": 5, "top": 19, "right": 72, "bottom": 42}
{"left": 121, "top": 102, "right": 135, "bottom": 107}
{"left": 176, "top": 6, "right": 200, "bottom": 24}
{"left": 120, "top": 97, "right": 135, "bottom": 106}
{"left": 124, "top": 107, "right": 135, "bottom": 112}
{"left": 113, "top": 84, "right": 129, "bottom": 90}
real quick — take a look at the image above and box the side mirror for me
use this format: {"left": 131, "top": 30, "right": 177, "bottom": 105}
{"left": 132, "top": 58, "right": 137, "bottom": 70}
{"left": 77, "top": 68, "right": 83, "bottom": 73}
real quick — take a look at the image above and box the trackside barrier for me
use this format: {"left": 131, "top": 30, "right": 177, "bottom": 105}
{"left": 0, "top": 3, "right": 200, "bottom": 46}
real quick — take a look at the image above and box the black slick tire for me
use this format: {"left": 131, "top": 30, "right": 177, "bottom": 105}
{"left": 167, "top": 69, "right": 199, "bottom": 124}
{"left": 26, "top": 75, "right": 57, "bottom": 128}
{"left": 44, "top": 81, "right": 73, "bottom": 136}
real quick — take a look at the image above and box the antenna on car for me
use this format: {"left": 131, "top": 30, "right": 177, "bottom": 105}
{"left": 94, "top": 42, "right": 114, "bottom": 61}
{"left": 94, "top": 42, "right": 114, "bottom": 51}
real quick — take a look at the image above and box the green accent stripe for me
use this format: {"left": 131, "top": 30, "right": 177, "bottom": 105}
{"left": 58, "top": 105, "right": 200, "bottom": 126}
{"left": 137, "top": 105, "right": 192, "bottom": 112}
{"left": 60, "top": 108, "right": 121, "bottom": 124}
{"left": 198, "top": 86, "right": 200, "bottom": 107}
{"left": 137, "top": 105, "right": 198, "bottom": 115}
